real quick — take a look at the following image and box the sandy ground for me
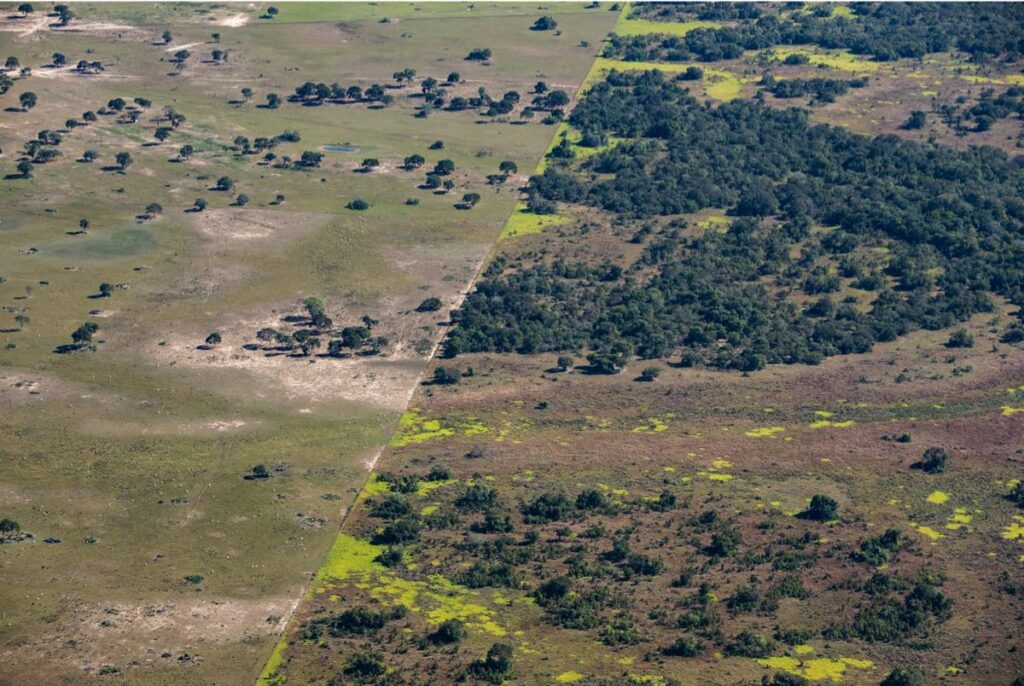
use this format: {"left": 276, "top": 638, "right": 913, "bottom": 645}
{"left": 12, "top": 594, "right": 301, "bottom": 674}
{"left": 218, "top": 13, "right": 250, "bottom": 28}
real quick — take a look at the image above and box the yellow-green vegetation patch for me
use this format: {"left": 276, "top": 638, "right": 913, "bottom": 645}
{"left": 758, "top": 655, "right": 875, "bottom": 682}
{"left": 746, "top": 426, "right": 786, "bottom": 438}
{"left": 910, "top": 523, "right": 945, "bottom": 542}
{"left": 697, "top": 210, "right": 731, "bottom": 231}
{"left": 316, "top": 534, "right": 508, "bottom": 636}
{"left": 392, "top": 409, "right": 451, "bottom": 447}
{"left": 767, "top": 47, "right": 881, "bottom": 72}
{"left": 1004, "top": 515, "right": 1024, "bottom": 542}
{"left": 555, "top": 672, "right": 586, "bottom": 683}
{"left": 926, "top": 490, "right": 950, "bottom": 504}
{"left": 417, "top": 479, "right": 457, "bottom": 496}
{"left": 809, "top": 419, "right": 855, "bottom": 429}
{"left": 316, "top": 533, "right": 384, "bottom": 583}
{"left": 501, "top": 202, "right": 570, "bottom": 240}
{"left": 1001, "top": 405, "right": 1024, "bottom": 416}
{"left": 633, "top": 416, "right": 669, "bottom": 432}
{"left": 946, "top": 508, "right": 973, "bottom": 531}
{"left": 258, "top": 636, "right": 289, "bottom": 685}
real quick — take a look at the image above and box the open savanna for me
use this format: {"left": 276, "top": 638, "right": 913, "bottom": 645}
{"left": 0, "top": 3, "right": 619, "bottom": 684}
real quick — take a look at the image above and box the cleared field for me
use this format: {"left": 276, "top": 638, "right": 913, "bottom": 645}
{"left": 0, "top": 3, "right": 619, "bottom": 684}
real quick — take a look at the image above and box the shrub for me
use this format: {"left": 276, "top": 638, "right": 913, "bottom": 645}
{"left": 725, "top": 631, "right": 775, "bottom": 657}
{"left": 915, "top": 447, "right": 948, "bottom": 474}
{"left": 946, "top": 328, "right": 974, "bottom": 348}
{"left": 416, "top": 297, "right": 442, "bottom": 312}
{"left": 705, "top": 528, "right": 741, "bottom": 557}
{"left": 433, "top": 366, "right": 461, "bottom": 385}
{"left": 369, "top": 494, "right": 412, "bottom": 519}
{"left": 521, "top": 492, "right": 572, "bottom": 523}
{"left": 880, "top": 668, "right": 925, "bottom": 686}
{"left": 663, "top": 635, "right": 704, "bottom": 657}
{"left": 801, "top": 494, "right": 838, "bottom": 521}
{"left": 430, "top": 618, "right": 466, "bottom": 644}
{"left": 372, "top": 517, "right": 420, "bottom": 545}
{"left": 467, "top": 643, "right": 513, "bottom": 684}
{"left": 346, "top": 198, "right": 369, "bottom": 210}
{"left": 342, "top": 650, "right": 387, "bottom": 683}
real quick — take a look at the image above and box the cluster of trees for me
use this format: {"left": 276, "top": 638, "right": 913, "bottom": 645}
{"left": 609, "top": 3, "right": 1024, "bottom": 63}
{"left": 444, "top": 71, "right": 1024, "bottom": 370}
{"left": 289, "top": 81, "right": 394, "bottom": 107}
{"left": 758, "top": 74, "right": 868, "bottom": 105}
{"left": 927, "top": 85, "right": 1024, "bottom": 136}
{"left": 242, "top": 298, "right": 388, "bottom": 358}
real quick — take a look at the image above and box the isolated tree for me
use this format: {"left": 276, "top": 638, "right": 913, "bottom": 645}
{"left": 16, "top": 160, "right": 33, "bottom": 178}
{"left": 802, "top": 494, "right": 839, "bottom": 521}
{"left": 70, "top": 322, "right": 99, "bottom": 348}
{"left": 82, "top": 149, "right": 98, "bottom": 163}
{"left": 115, "top": 152, "right": 133, "bottom": 171}
{"left": 466, "top": 47, "right": 492, "bottom": 61}
{"left": 499, "top": 160, "right": 517, "bottom": 175}
{"left": 433, "top": 366, "right": 461, "bottom": 385}
{"left": 403, "top": 154, "right": 425, "bottom": 169}
{"left": 531, "top": 15, "right": 558, "bottom": 30}
{"left": 241, "top": 87, "right": 253, "bottom": 101}
{"left": 433, "top": 159, "right": 455, "bottom": 176}
{"left": 154, "top": 127, "right": 172, "bottom": 143}
{"left": 5, "top": 56, "right": 20, "bottom": 70}
{"left": 917, "top": 447, "right": 948, "bottom": 474}
{"left": 638, "top": 366, "right": 661, "bottom": 381}
{"left": 446, "top": 72, "right": 461, "bottom": 84}
{"left": 556, "top": 355, "right": 573, "bottom": 372}
{"left": 234, "top": 193, "right": 249, "bottom": 206}
{"left": 266, "top": 92, "right": 281, "bottom": 109}
{"left": 347, "top": 198, "right": 369, "bottom": 211}
{"left": 98, "top": 283, "right": 114, "bottom": 298}
{"left": 461, "top": 192, "right": 481, "bottom": 208}
{"left": 273, "top": 193, "right": 285, "bottom": 205}
{"left": 946, "top": 329, "right": 974, "bottom": 348}
{"left": 177, "top": 144, "right": 194, "bottom": 160}
{"left": 162, "top": 30, "right": 173, "bottom": 44}
{"left": 215, "top": 176, "right": 233, "bottom": 191}
{"left": 173, "top": 49, "right": 190, "bottom": 64}
{"left": 17, "top": 4, "right": 33, "bottom": 16}
{"left": 145, "top": 202, "right": 163, "bottom": 217}
{"left": 266, "top": 6, "right": 279, "bottom": 17}
{"left": 211, "top": 32, "right": 221, "bottom": 42}
{"left": 205, "top": 332, "right": 222, "bottom": 346}
{"left": 78, "top": 218, "right": 89, "bottom": 232}
{"left": 416, "top": 297, "right": 442, "bottom": 312}
{"left": 51, "top": 52, "right": 66, "bottom": 67}
{"left": 19, "top": 91, "right": 36, "bottom": 111}
{"left": 15, "top": 314, "right": 30, "bottom": 330}
{"left": 192, "top": 198, "right": 207, "bottom": 212}
{"left": 361, "top": 158, "right": 379, "bottom": 170}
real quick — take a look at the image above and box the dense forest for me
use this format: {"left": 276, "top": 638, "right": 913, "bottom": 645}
{"left": 605, "top": 3, "right": 1024, "bottom": 63}
{"left": 445, "top": 71, "right": 1024, "bottom": 370}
